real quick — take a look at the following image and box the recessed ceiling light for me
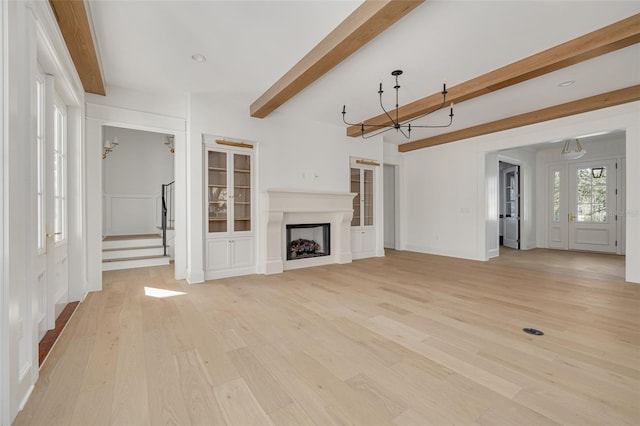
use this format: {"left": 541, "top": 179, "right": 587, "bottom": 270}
{"left": 558, "top": 80, "right": 575, "bottom": 87}
{"left": 191, "top": 54, "right": 206, "bottom": 63}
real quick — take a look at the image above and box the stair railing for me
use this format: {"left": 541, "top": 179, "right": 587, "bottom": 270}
{"left": 161, "top": 180, "right": 175, "bottom": 256}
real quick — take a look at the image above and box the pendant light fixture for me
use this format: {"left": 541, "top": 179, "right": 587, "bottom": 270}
{"left": 342, "top": 70, "right": 454, "bottom": 139}
{"left": 560, "top": 138, "right": 586, "bottom": 160}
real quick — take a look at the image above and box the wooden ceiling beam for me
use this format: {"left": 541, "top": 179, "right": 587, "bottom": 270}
{"left": 250, "top": 0, "right": 424, "bottom": 119}
{"left": 398, "top": 85, "right": 640, "bottom": 152}
{"left": 49, "top": 0, "right": 106, "bottom": 95}
{"left": 348, "top": 13, "right": 640, "bottom": 137}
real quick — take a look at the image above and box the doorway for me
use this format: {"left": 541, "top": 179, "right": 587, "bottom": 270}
{"left": 101, "top": 126, "right": 175, "bottom": 270}
{"left": 383, "top": 164, "right": 396, "bottom": 249}
{"left": 499, "top": 161, "right": 520, "bottom": 250}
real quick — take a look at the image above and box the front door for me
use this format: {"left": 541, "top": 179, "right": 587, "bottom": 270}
{"left": 503, "top": 165, "right": 520, "bottom": 249}
{"left": 33, "top": 74, "right": 69, "bottom": 339}
{"left": 568, "top": 160, "right": 617, "bottom": 253}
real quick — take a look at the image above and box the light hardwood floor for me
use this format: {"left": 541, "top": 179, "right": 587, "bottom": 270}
{"left": 15, "top": 249, "right": 639, "bottom": 425}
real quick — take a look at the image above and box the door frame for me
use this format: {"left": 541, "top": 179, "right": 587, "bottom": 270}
{"left": 501, "top": 163, "right": 521, "bottom": 250}
{"left": 85, "top": 108, "right": 187, "bottom": 290}
{"left": 383, "top": 163, "right": 397, "bottom": 249}
{"left": 497, "top": 155, "right": 524, "bottom": 254}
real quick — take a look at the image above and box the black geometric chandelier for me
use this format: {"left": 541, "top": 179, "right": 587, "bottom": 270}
{"left": 342, "top": 70, "right": 454, "bottom": 139}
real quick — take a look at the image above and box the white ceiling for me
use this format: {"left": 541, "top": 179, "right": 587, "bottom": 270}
{"left": 87, "top": 1, "right": 640, "bottom": 145}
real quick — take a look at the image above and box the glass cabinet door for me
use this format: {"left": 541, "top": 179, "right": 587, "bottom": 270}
{"left": 208, "top": 151, "right": 227, "bottom": 233}
{"left": 351, "top": 167, "right": 361, "bottom": 226}
{"left": 363, "top": 169, "right": 373, "bottom": 226}
{"left": 233, "top": 153, "right": 251, "bottom": 232}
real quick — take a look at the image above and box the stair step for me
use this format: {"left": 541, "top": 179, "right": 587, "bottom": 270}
{"left": 102, "top": 255, "right": 170, "bottom": 271}
{"left": 103, "top": 234, "right": 160, "bottom": 241}
{"left": 102, "top": 235, "right": 163, "bottom": 250}
{"left": 103, "top": 254, "right": 168, "bottom": 263}
{"left": 102, "top": 246, "right": 165, "bottom": 260}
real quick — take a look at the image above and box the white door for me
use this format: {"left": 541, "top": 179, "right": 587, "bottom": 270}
{"left": 568, "top": 160, "right": 617, "bottom": 253}
{"left": 503, "top": 165, "right": 520, "bottom": 249}
{"left": 33, "top": 75, "right": 69, "bottom": 339}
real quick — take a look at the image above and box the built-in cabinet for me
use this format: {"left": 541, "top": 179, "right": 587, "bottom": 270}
{"left": 350, "top": 158, "right": 377, "bottom": 259}
{"left": 204, "top": 136, "right": 256, "bottom": 279}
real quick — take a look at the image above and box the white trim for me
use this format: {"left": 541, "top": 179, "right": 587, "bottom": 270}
{"left": 86, "top": 103, "right": 185, "bottom": 132}
{"left": 1, "top": 0, "right": 9, "bottom": 423}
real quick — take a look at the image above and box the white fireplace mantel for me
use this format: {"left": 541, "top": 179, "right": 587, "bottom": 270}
{"left": 264, "top": 189, "right": 356, "bottom": 274}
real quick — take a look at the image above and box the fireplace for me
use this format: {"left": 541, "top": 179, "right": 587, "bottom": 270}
{"left": 286, "top": 223, "right": 330, "bottom": 261}
{"left": 264, "top": 189, "right": 356, "bottom": 274}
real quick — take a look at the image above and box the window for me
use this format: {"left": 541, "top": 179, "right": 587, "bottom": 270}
{"left": 553, "top": 170, "right": 560, "bottom": 222}
{"left": 576, "top": 166, "right": 607, "bottom": 223}
{"left": 53, "top": 102, "right": 66, "bottom": 243}
{"left": 36, "top": 76, "right": 45, "bottom": 252}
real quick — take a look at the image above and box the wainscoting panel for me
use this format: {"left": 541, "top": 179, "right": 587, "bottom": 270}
{"left": 106, "top": 193, "right": 159, "bottom": 235}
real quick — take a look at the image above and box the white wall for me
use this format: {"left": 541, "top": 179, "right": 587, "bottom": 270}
{"left": 86, "top": 85, "right": 187, "bottom": 120}
{"left": 102, "top": 126, "right": 174, "bottom": 236}
{"left": 401, "top": 102, "right": 640, "bottom": 283}
{"left": 1, "top": 1, "right": 8, "bottom": 423}
{"left": 187, "top": 92, "right": 384, "bottom": 283}
{"left": 404, "top": 141, "right": 481, "bottom": 259}
{"left": 5, "top": 3, "right": 36, "bottom": 420}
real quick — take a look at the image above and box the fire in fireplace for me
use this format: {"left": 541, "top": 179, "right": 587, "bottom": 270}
{"left": 286, "top": 223, "right": 330, "bottom": 261}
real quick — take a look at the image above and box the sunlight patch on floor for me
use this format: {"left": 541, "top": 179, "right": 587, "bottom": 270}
{"left": 144, "top": 286, "right": 186, "bottom": 298}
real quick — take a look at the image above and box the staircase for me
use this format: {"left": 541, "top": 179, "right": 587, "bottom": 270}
{"left": 102, "top": 234, "right": 170, "bottom": 271}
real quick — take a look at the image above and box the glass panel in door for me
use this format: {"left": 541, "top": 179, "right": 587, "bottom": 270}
{"left": 553, "top": 170, "right": 561, "bottom": 222}
{"left": 233, "top": 153, "right": 251, "bottom": 232}
{"left": 53, "top": 105, "right": 66, "bottom": 243}
{"left": 576, "top": 166, "right": 608, "bottom": 223}
{"left": 351, "top": 168, "right": 361, "bottom": 226}
{"left": 208, "top": 151, "right": 227, "bottom": 233}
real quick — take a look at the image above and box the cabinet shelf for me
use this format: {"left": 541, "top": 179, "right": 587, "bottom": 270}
{"left": 351, "top": 165, "right": 375, "bottom": 228}
{"left": 207, "top": 147, "right": 253, "bottom": 236}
